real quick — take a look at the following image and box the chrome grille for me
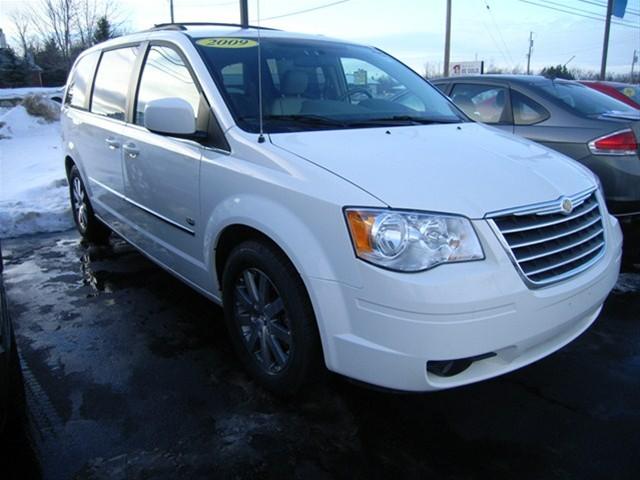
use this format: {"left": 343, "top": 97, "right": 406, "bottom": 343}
{"left": 489, "top": 189, "right": 605, "bottom": 287}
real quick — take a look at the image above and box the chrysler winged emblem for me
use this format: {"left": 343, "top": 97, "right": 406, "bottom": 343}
{"left": 560, "top": 197, "right": 573, "bottom": 215}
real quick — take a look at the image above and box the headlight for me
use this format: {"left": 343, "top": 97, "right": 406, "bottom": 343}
{"left": 345, "top": 208, "right": 484, "bottom": 272}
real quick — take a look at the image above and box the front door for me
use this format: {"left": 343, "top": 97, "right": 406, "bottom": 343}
{"left": 120, "top": 43, "right": 204, "bottom": 279}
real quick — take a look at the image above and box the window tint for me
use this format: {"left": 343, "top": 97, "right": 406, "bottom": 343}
{"left": 91, "top": 46, "right": 139, "bottom": 121}
{"left": 66, "top": 51, "right": 99, "bottom": 109}
{"left": 395, "top": 92, "right": 425, "bottom": 111}
{"left": 538, "top": 81, "right": 635, "bottom": 115}
{"left": 450, "top": 83, "right": 509, "bottom": 124}
{"left": 221, "top": 62, "right": 245, "bottom": 93}
{"left": 511, "top": 90, "right": 549, "bottom": 125}
{"left": 135, "top": 46, "right": 201, "bottom": 126}
{"left": 340, "top": 57, "right": 405, "bottom": 103}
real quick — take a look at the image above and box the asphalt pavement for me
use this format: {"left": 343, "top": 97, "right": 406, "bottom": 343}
{"left": 1, "top": 230, "right": 639, "bottom": 479}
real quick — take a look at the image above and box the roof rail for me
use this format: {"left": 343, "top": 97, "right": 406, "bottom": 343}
{"left": 150, "top": 22, "right": 279, "bottom": 32}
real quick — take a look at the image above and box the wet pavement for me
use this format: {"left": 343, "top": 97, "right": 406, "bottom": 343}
{"left": 1, "top": 230, "right": 639, "bottom": 479}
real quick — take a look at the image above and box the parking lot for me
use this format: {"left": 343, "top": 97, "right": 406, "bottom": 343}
{"left": 2, "top": 230, "right": 639, "bottom": 479}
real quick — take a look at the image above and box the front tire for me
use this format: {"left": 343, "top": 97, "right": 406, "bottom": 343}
{"left": 68, "top": 165, "right": 110, "bottom": 243}
{"left": 222, "top": 240, "right": 323, "bottom": 395}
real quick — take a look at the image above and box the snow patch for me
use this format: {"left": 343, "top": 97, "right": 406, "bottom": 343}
{"left": 613, "top": 273, "right": 640, "bottom": 294}
{"left": 1, "top": 104, "right": 72, "bottom": 238}
{"left": 0, "top": 86, "right": 64, "bottom": 100}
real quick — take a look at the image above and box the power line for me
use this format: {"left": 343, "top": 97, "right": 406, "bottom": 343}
{"left": 575, "top": 0, "right": 640, "bottom": 16}
{"left": 262, "top": 0, "right": 351, "bottom": 21}
{"left": 539, "top": 0, "right": 640, "bottom": 23}
{"left": 481, "top": 0, "right": 515, "bottom": 64}
{"left": 477, "top": 1, "right": 513, "bottom": 65}
{"left": 519, "top": 0, "right": 640, "bottom": 28}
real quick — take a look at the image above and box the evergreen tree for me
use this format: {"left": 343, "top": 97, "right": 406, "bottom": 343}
{"left": 540, "top": 65, "right": 574, "bottom": 80}
{"left": 0, "top": 47, "right": 28, "bottom": 87}
{"left": 34, "top": 38, "right": 67, "bottom": 86}
{"left": 93, "top": 16, "right": 114, "bottom": 45}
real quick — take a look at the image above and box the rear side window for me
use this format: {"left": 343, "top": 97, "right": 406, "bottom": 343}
{"left": 538, "top": 81, "right": 635, "bottom": 116}
{"left": 511, "top": 90, "right": 549, "bottom": 125}
{"left": 135, "top": 46, "right": 201, "bottom": 126}
{"left": 66, "top": 51, "right": 99, "bottom": 109}
{"left": 91, "top": 46, "right": 139, "bottom": 121}
{"left": 450, "top": 83, "right": 509, "bottom": 124}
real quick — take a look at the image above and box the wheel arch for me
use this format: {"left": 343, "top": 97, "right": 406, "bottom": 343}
{"left": 214, "top": 224, "right": 292, "bottom": 287}
{"left": 65, "top": 155, "right": 76, "bottom": 177}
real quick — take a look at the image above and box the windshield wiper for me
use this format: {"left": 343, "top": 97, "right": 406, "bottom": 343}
{"left": 352, "top": 115, "right": 463, "bottom": 126}
{"left": 241, "top": 114, "right": 349, "bottom": 128}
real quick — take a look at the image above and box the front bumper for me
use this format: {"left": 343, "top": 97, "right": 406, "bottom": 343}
{"left": 308, "top": 215, "right": 623, "bottom": 391}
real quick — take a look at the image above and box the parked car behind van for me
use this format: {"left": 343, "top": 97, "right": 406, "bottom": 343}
{"left": 580, "top": 81, "right": 640, "bottom": 110}
{"left": 62, "top": 24, "right": 622, "bottom": 394}
{"left": 432, "top": 75, "right": 640, "bottom": 259}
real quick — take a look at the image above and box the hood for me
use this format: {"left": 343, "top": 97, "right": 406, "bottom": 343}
{"left": 270, "top": 123, "right": 596, "bottom": 218}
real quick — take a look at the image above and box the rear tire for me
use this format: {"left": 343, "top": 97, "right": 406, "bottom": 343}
{"left": 222, "top": 240, "right": 323, "bottom": 395}
{"left": 68, "top": 165, "right": 110, "bottom": 243}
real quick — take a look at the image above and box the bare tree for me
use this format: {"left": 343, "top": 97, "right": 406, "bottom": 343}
{"left": 9, "top": 10, "right": 36, "bottom": 57}
{"left": 28, "top": 0, "right": 78, "bottom": 67}
{"left": 75, "top": 0, "right": 99, "bottom": 48}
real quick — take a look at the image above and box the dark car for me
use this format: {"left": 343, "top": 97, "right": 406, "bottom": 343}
{"left": 0, "top": 240, "right": 25, "bottom": 437}
{"left": 432, "top": 75, "right": 640, "bottom": 255}
{"left": 580, "top": 81, "right": 640, "bottom": 110}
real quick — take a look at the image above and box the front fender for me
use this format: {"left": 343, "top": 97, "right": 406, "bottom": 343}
{"left": 203, "top": 193, "right": 362, "bottom": 293}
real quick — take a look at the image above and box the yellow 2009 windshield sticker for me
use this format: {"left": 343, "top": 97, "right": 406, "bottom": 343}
{"left": 196, "top": 38, "right": 258, "bottom": 48}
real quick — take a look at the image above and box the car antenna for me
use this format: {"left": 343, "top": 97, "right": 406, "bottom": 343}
{"left": 256, "top": 0, "right": 265, "bottom": 144}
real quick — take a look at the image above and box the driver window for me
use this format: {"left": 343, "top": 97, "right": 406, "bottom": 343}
{"left": 135, "top": 45, "right": 200, "bottom": 127}
{"left": 340, "top": 57, "right": 407, "bottom": 105}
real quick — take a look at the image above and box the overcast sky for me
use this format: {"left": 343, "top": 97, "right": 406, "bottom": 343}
{"left": 1, "top": 0, "right": 638, "bottom": 75}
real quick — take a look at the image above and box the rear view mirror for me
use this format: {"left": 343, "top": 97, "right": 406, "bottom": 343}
{"left": 144, "top": 98, "right": 196, "bottom": 136}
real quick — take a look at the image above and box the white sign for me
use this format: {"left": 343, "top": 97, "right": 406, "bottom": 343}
{"left": 450, "top": 61, "right": 484, "bottom": 76}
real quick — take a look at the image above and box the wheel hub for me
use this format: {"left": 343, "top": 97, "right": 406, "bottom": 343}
{"left": 233, "top": 268, "right": 292, "bottom": 374}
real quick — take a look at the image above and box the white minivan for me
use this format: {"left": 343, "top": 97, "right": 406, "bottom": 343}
{"left": 62, "top": 23, "right": 622, "bottom": 394}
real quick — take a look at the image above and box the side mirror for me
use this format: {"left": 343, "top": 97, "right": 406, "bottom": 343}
{"left": 144, "top": 97, "right": 196, "bottom": 136}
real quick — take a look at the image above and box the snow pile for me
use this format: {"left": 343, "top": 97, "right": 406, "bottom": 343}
{"left": 0, "top": 99, "right": 72, "bottom": 238}
{"left": 0, "top": 86, "right": 64, "bottom": 100}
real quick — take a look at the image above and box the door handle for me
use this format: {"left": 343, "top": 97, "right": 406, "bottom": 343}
{"left": 123, "top": 142, "right": 139, "bottom": 159}
{"left": 105, "top": 137, "right": 120, "bottom": 150}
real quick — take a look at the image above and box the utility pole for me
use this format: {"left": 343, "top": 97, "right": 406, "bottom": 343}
{"left": 169, "top": 0, "right": 174, "bottom": 23}
{"left": 240, "top": 0, "right": 249, "bottom": 28}
{"left": 526, "top": 31, "right": 534, "bottom": 75}
{"left": 444, "top": 0, "right": 452, "bottom": 77}
{"left": 632, "top": 50, "right": 638, "bottom": 83}
{"left": 600, "top": 0, "right": 613, "bottom": 80}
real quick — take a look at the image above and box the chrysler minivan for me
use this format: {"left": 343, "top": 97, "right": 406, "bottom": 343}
{"left": 61, "top": 23, "right": 622, "bottom": 394}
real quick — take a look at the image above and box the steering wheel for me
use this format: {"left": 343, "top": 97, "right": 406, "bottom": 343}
{"left": 339, "top": 88, "right": 373, "bottom": 102}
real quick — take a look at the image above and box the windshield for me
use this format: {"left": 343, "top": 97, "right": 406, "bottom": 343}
{"left": 538, "top": 81, "right": 636, "bottom": 116}
{"left": 194, "top": 36, "right": 466, "bottom": 133}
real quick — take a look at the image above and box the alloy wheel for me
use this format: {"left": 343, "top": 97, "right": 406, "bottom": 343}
{"left": 233, "top": 268, "right": 292, "bottom": 374}
{"left": 72, "top": 176, "right": 88, "bottom": 231}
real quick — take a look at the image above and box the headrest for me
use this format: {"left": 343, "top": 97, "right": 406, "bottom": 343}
{"left": 281, "top": 70, "right": 308, "bottom": 95}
